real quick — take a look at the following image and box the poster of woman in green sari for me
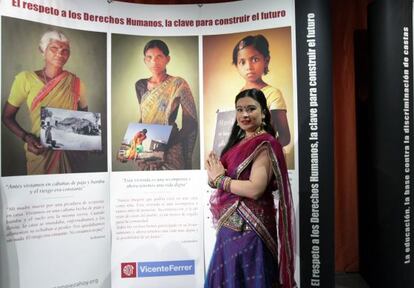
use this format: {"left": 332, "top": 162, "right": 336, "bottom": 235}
{"left": 111, "top": 35, "right": 200, "bottom": 171}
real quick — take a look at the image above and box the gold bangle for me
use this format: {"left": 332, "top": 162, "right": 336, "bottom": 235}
{"left": 223, "top": 177, "right": 232, "bottom": 192}
{"left": 213, "top": 173, "right": 224, "bottom": 187}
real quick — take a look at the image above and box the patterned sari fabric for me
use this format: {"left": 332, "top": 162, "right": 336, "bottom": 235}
{"left": 27, "top": 71, "right": 83, "bottom": 174}
{"left": 135, "top": 76, "right": 197, "bottom": 170}
{"left": 206, "top": 133, "right": 296, "bottom": 288}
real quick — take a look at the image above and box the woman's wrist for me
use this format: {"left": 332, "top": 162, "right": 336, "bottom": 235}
{"left": 22, "top": 132, "right": 35, "bottom": 143}
{"left": 21, "top": 131, "right": 28, "bottom": 142}
{"left": 211, "top": 174, "right": 232, "bottom": 192}
{"left": 212, "top": 173, "right": 224, "bottom": 187}
{"left": 207, "top": 173, "right": 224, "bottom": 188}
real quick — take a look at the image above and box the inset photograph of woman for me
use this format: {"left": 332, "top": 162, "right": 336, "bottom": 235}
{"left": 111, "top": 35, "right": 200, "bottom": 171}
{"left": 1, "top": 17, "right": 107, "bottom": 176}
{"left": 203, "top": 27, "right": 295, "bottom": 169}
{"left": 117, "top": 123, "right": 173, "bottom": 170}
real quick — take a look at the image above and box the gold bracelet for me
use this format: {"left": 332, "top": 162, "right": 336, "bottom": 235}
{"left": 213, "top": 173, "right": 224, "bottom": 187}
{"left": 223, "top": 177, "right": 232, "bottom": 192}
{"left": 216, "top": 175, "right": 232, "bottom": 192}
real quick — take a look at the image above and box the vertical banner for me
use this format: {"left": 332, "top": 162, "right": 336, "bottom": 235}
{"left": 108, "top": 2, "right": 204, "bottom": 287}
{"left": 296, "top": 0, "right": 334, "bottom": 287}
{"left": 0, "top": 1, "right": 111, "bottom": 287}
{"left": 364, "top": 0, "right": 414, "bottom": 287}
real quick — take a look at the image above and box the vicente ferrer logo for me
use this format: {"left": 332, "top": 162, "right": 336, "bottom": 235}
{"left": 121, "top": 262, "right": 137, "bottom": 278}
{"left": 137, "top": 260, "right": 195, "bottom": 277}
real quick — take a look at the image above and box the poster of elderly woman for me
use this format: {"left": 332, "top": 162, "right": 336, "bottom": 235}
{"left": 1, "top": 17, "right": 107, "bottom": 176}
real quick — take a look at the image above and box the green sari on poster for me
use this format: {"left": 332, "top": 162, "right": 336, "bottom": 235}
{"left": 135, "top": 76, "right": 197, "bottom": 170}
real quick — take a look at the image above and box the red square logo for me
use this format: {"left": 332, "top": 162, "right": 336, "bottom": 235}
{"left": 121, "top": 262, "right": 137, "bottom": 278}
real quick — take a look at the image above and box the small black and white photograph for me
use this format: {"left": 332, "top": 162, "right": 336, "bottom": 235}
{"left": 116, "top": 123, "right": 173, "bottom": 171}
{"left": 40, "top": 107, "right": 102, "bottom": 151}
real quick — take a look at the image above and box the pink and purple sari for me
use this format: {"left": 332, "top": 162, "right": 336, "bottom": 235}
{"left": 205, "top": 132, "right": 296, "bottom": 288}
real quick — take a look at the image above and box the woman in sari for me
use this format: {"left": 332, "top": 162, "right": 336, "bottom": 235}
{"left": 135, "top": 39, "right": 197, "bottom": 170}
{"left": 205, "top": 89, "right": 296, "bottom": 288}
{"left": 2, "top": 30, "right": 87, "bottom": 175}
{"left": 233, "top": 34, "right": 291, "bottom": 147}
{"left": 125, "top": 128, "right": 147, "bottom": 160}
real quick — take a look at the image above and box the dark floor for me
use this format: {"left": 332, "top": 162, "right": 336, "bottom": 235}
{"left": 335, "top": 273, "right": 370, "bottom": 288}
